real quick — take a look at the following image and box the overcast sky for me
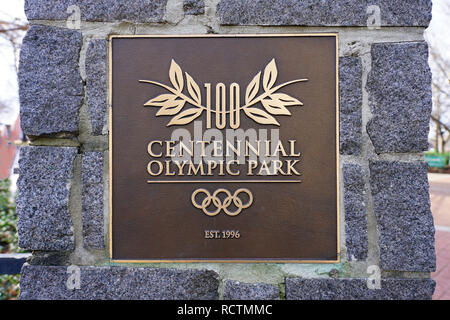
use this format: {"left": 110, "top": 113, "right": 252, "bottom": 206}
{"left": 0, "top": 0, "right": 449, "bottom": 126}
{"left": 426, "top": 0, "right": 450, "bottom": 61}
{"left": 0, "top": 0, "right": 25, "bottom": 125}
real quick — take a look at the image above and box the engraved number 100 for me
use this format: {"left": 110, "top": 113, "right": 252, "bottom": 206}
{"left": 204, "top": 83, "right": 240, "bottom": 129}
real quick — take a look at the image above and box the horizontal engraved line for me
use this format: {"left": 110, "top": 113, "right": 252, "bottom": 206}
{"left": 146, "top": 180, "right": 301, "bottom": 183}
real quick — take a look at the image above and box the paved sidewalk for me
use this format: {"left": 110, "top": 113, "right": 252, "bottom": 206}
{"left": 429, "top": 173, "right": 450, "bottom": 300}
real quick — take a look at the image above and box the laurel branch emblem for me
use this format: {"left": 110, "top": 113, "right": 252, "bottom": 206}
{"left": 139, "top": 59, "right": 308, "bottom": 127}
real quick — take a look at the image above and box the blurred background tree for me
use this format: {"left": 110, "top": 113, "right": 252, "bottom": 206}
{"left": 426, "top": 0, "right": 450, "bottom": 153}
{"left": 0, "top": 19, "right": 28, "bottom": 69}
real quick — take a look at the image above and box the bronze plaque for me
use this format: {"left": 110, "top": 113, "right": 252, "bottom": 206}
{"left": 109, "top": 34, "right": 339, "bottom": 262}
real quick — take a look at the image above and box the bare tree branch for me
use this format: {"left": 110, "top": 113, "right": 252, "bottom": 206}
{"left": 0, "top": 20, "right": 28, "bottom": 73}
{"left": 433, "top": 82, "right": 450, "bottom": 99}
{"left": 431, "top": 115, "right": 450, "bottom": 134}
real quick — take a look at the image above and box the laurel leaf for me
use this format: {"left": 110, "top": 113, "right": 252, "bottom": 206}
{"left": 186, "top": 72, "right": 201, "bottom": 105}
{"left": 243, "top": 107, "right": 280, "bottom": 126}
{"left": 262, "top": 59, "right": 277, "bottom": 91}
{"left": 169, "top": 59, "right": 184, "bottom": 92}
{"left": 156, "top": 99, "right": 186, "bottom": 116}
{"left": 245, "top": 71, "right": 261, "bottom": 104}
{"left": 271, "top": 93, "right": 303, "bottom": 106}
{"left": 261, "top": 98, "right": 291, "bottom": 115}
{"left": 144, "top": 94, "right": 177, "bottom": 107}
{"left": 167, "top": 108, "right": 203, "bottom": 126}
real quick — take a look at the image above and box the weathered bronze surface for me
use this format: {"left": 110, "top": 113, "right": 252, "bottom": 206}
{"left": 110, "top": 34, "right": 339, "bottom": 262}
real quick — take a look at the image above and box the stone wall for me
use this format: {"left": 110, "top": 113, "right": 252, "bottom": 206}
{"left": 17, "top": 0, "right": 436, "bottom": 299}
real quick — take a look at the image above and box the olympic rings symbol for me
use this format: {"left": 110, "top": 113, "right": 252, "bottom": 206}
{"left": 191, "top": 188, "right": 253, "bottom": 217}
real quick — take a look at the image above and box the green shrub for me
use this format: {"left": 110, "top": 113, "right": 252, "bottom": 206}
{"left": 0, "top": 179, "right": 22, "bottom": 300}
{"left": 0, "top": 275, "right": 20, "bottom": 300}
{"left": 0, "top": 179, "right": 21, "bottom": 253}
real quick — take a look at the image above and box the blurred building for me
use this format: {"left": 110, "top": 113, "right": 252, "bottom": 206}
{"left": 0, "top": 116, "right": 21, "bottom": 186}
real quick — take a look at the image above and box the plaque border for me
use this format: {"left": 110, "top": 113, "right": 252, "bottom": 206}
{"left": 108, "top": 33, "right": 340, "bottom": 264}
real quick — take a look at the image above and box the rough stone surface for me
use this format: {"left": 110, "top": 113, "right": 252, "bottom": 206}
{"left": 340, "top": 57, "right": 362, "bottom": 155}
{"left": 24, "top": 0, "right": 167, "bottom": 23}
{"left": 286, "top": 278, "right": 435, "bottom": 300}
{"left": 19, "top": 25, "right": 83, "bottom": 137}
{"left": 223, "top": 281, "right": 279, "bottom": 300}
{"left": 343, "top": 164, "right": 367, "bottom": 261}
{"left": 218, "top": 0, "right": 432, "bottom": 27}
{"left": 82, "top": 152, "right": 104, "bottom": 249}
{"left": 369, "top": 161, "right": 436, "bottom": 271}
{"left": 16, "top": 146, "right": 77, "bottom": 251}
{"left": 20, "top": 265, "right": 219, "bottom": 300}
{"left": 184, "top": 0, "right": 204, "bottom": 15}
{"left": 367, "top": 42, "right": 432, "bottom": 153}
{"left": 86, "top": 40, "right": 107, "bottom": 136}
